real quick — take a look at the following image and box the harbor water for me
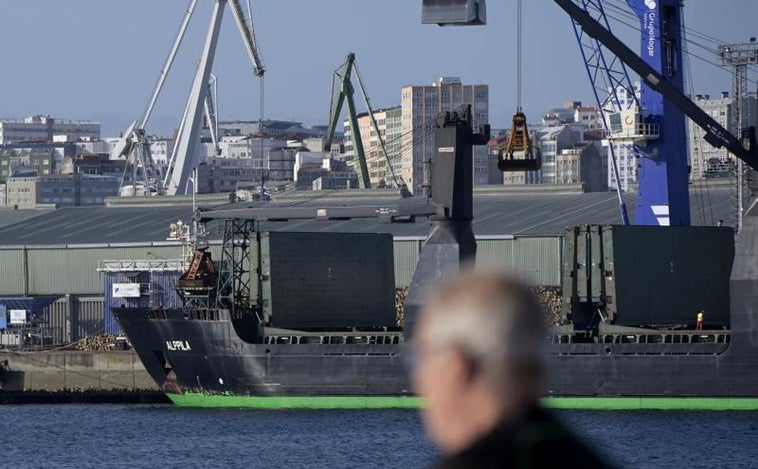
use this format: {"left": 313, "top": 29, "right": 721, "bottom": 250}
{"left": 1, "top": 406, "right": 756, "bottom": 468}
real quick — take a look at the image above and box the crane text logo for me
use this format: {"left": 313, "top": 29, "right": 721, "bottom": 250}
{"left": 644, "top": 0, "right": 657, "bottom": 59}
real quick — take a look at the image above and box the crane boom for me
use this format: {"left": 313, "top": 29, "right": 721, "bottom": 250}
{"left": 165, "top": 0, "right": 226, "bottom": 195}
{"left": 554, "top": 0, "right": 758, "bottom": 170}
{"left": 229, "top": 0, "right": 266, "bottom": 77}
{"left": 112, "top": 0, "right": 199, "bottom": 197}
{"left": 351, "top": 65, "right": 412, "bottom": 197}
{"left": 142, "top": 0, "right": 200, "bottom": 128}
{"left": 325, "top": 53, "right": 371, "bottom": 189}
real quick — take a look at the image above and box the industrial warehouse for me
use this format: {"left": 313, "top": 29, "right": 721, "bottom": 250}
{"left": 0, "top": 185, "right": 734, "bottom": 348}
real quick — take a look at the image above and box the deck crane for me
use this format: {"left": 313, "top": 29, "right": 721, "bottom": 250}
{"left": 114, "top": 0, "right": 266, "bottom": 196}
{"left": 424, "top": 0, "right": 758, "bottom": 226}
{"left": 325, "top": 53, "right": 411, "bottom": 196}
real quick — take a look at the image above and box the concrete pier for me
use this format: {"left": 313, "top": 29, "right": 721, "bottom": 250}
{"left": 0, "top": 350, "right": 166, "bottom": 404}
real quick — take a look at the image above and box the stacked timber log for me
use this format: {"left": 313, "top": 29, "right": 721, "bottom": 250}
{"left": 394, "top": 286, "right": 563, "bottom": 328}
{"left": 71, "top": 334, "right": 122, "bottom": 352}
{"left": 395, "top": 288, "right": 408, "bottom": 327}
{"left": 531, "top": 286, "right": 563, "bottom": 326}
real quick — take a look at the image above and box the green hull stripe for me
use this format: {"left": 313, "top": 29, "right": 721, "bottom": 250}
{"left": 541, "top": 397, "right": 758, "bottom": 411}
{"left": 167, "top": 393, "right": 423, "bottom": 409}
{"left": 166, "top": 393, "right": 758, "bottom": 410}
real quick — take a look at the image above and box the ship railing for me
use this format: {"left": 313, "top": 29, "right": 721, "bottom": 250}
{"left": 548, "top": 329, "right": 731, "bottom": 345}
{"left": 98, "top": 259, "right": 187, "bottom": 272}
{"left": 263, "top": 332, "right": 402, "bottom": 346}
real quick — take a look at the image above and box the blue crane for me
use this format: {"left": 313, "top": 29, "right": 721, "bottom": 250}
{"left": 422, "top": 0, "right": 706, "bottom": 227}
{"left": 570, "top": 0, "right": 690, "bottom": 226}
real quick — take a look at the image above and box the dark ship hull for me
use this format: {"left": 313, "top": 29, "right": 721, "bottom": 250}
{"left": 112, "top": 288, "right": 758, "bottom": 409}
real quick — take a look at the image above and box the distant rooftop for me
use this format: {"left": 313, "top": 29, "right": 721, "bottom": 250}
{"left": 0, "top": 115, "right": 100, "bottom": 125}
{"left": 0, "top": 187, "right": 736, "bottom": 247}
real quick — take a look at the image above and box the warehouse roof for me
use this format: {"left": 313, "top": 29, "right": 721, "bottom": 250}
{"left": 0, "top": 187, "right": 736, "bottom": 246}
{"left": 0, "top": 208, "right": 53, "bottom": 229}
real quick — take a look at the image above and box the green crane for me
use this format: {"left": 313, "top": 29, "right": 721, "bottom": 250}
{"left": 325, "top": 53, "right": 411, "bottom": 196}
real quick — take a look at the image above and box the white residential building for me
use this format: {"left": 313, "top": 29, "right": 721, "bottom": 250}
{"left": 574, "top": 106, "right": 603, "bottom": 131}
{"left": 149, "top": 138, "right": 176, "bottom": 166}
{"left": 689, "top": 92, "right": 758, "bottom": 179}
{"left": 76, "top": 138, "right": 114, "bottom": 156}
{"left": 0, "top": 115, "right": 100, "bottom": 145}
{"left": 532, "top": 124, "right": 587, "bottom": 184}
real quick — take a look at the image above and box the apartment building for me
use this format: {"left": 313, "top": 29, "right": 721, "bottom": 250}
{"left": 0, "top": 151, "right": 55, "bottom": 181}
{"left": 4, "top": 173, "right": 118, "bottom": 208}
{"left": 689, "top": 92, "right": 757, "bottom": 179}
{"left": 343, "top": 107, "right": 404, "bottom": 188}
{"left": 401, "top": 77, "right": 495, "bottom": 194}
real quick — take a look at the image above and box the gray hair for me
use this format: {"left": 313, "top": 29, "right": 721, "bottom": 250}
{"left": 421, "top": 271, "right": 547, "bottom": 390}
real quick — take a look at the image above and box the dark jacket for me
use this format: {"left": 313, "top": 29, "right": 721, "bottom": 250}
{"left": 435, "top": 406, "right": 613, "bottom": 469}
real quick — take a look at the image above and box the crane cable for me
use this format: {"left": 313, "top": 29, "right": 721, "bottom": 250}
{"left": 246, "top": 0, "right": 265, "bottom": 135}
{"left": 592, "top": 0, "right": 758, "bottom": 87}
{"left": 516, "top": 0, "right": 523, "bottom": 112}
{"left": 499, "top": 0, "right": 537, "bottom": 170}
{"left": 681, "top": 9, "right": 708, "bottom": 225}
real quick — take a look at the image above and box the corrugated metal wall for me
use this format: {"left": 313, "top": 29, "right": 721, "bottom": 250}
{"left": 0, "top": 249, "right": 25, "bottom": 294}
{"left": 511, "top": 237, "right": 562, "bottom": 286}
{"left": 72, "top": 297, "right": 105, "bottom": 341}
{"left": 0, "top": 237, "right": 564, "bottom": 298}
{"left": 0, "top": 245, "right": 186, "bottom": 296}
{"left": 40, "top": 296, "right": 107, "bottom": 345}
{"left": 475, "top": 237, "right": 562, "bottom": 286}
{"left": 476, "top": 239, "right": 515, "bottom": 269}
{"left": 33, "top": 246, "right": 187, "bottom": 295}
{"left": 0, "top": 236, "right": 563, "bottom": 344}
{"left": 393, "top": 239, "right": 423, "bottom": 288}
{"left": 46, "top": 298, "right": 71, "bottom": 344}
{"left": 392, "top": 236, "right": 561, "bottom": 288}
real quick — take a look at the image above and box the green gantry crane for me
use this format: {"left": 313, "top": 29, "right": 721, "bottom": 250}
{"left": 325, "top": 53, "right": 411, "bottom": 196}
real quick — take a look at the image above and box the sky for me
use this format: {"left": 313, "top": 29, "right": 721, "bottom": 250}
{"left": 1, "top": 0, "right": 756, "bottom": 137}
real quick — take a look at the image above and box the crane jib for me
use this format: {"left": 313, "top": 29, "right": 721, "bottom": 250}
{"left": 553, "top": 0, "right": 758, "bottom": 171}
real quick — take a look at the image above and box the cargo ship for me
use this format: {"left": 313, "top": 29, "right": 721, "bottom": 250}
{"left": 113, "top": 111, "right": 758, "bottom": 410}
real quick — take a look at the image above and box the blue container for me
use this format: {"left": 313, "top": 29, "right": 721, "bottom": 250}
{"left": 104, "top": 271, "right": 182, "bottom": 334}
{"left": 148, "top": 271, "right": 183, "bottom": 308}
{"left": 0, "top": 305, "right": 6, "bottom": 330}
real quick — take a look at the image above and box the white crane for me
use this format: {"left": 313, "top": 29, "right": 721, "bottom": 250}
{"left": 114, "top": 0, "right": 266, "bottom": 196}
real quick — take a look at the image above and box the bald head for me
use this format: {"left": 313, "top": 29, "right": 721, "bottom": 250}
{"left": 413, "top": 271, "right": 547, "bottom": 453}
{"left": 419, "top": 271, "right": 546, "bottom": 397}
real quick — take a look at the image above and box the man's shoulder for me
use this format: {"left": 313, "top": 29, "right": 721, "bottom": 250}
{"left": 437, "top": 407, "right": 613, "bottom": 469}
{"left": 514, "top": 409, "right": 613, "bottom": 468}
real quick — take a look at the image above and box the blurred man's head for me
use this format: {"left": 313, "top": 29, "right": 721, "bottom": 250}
{"left": 412, "top": 271, "right": 546, "bottom": 454}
